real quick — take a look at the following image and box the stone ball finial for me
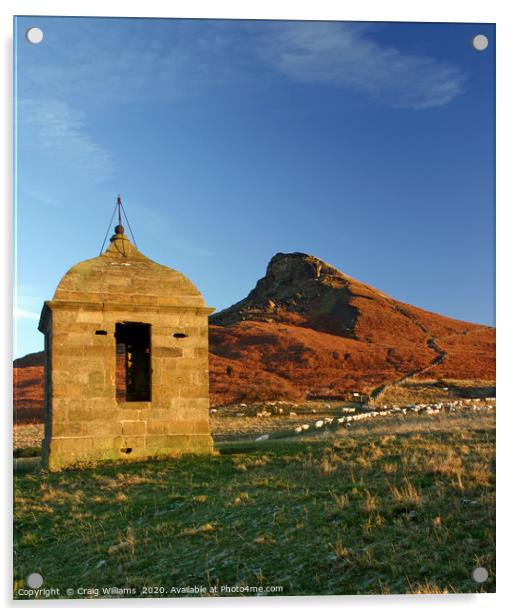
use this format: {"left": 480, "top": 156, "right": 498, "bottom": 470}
{"left": 115, "top": 224, "right": 125, "bottom": 235}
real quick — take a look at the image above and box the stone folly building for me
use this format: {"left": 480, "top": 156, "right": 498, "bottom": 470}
{"left": 38, "top": 222, "right": 214, "bottom": 470}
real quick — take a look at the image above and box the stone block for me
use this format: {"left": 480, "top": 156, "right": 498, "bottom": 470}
{"left": 145, "top": 434, "right": 213, "bottom": 455}
{"left": 69, "top": 406, "right": 119, "bottom": 422}
{"left": 144, "top": 408, "right": 173, "bottom": 422}
{"left": 51, "top": 422, "right": 80, "bottom": 437}
{"left": 179, "top": 383, "right": 207, "bottom": 398}
{"left": 54, "top": 344, "right": 85, "bottom": 357}
{"left": 120, "top": 420, "right": 147, "bottom": 436}
{"left": 52, "top": 383, "right": 84, "bottom": 398}
{"left": 154, "top": 347, "right": 183, "bottom": 358}
{"left": 146, "top": 420, "right": 193, "bottom": 435}
{"left": 83, "top": 345, "right": 113, "bottom": 357}
{"left": 88, "top": 371, "right": 105, "bottom": 386}
{"left": 76, "top": 311, "right": 105, "bottom": 323}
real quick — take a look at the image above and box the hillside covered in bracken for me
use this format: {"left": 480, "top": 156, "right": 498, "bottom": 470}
{"left": 13, "top": 252, "right": 495, "bottom": 421}
{"left": 208, "top": 252, "right": 495, "bottom": 404}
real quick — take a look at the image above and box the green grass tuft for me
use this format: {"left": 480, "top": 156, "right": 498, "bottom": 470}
{"left": 13, "top": 411, "right": 495, "bottom": 598}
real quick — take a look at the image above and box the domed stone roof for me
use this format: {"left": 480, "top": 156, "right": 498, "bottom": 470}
{"left": 52, "top": 229, "right": 206, "bottom": 308}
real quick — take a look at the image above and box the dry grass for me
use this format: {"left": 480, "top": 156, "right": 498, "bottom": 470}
{"left": 389, "top": 478, "right": 422, "bottom": 507}
{"left": 409, "top": 581, "right": 450, "bottom": 594}
{"left": 14, "top": 407, "right": 495, "bottom": 598}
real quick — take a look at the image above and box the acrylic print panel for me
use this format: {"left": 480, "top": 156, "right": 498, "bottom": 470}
{"left": 13, "top": 16, "right": 495, "bottom": 598}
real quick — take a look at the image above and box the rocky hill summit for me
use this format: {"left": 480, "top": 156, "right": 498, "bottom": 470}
{"left": 211, "top": 252, "right": 360, "bottom": 337}
{"left": 210, "top": 252, "right": 487, "bottom": 346}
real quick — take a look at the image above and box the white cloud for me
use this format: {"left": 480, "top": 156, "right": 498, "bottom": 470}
{"left": 258, "top": 22, "right": 467, "bottom": 109}
{"left": 17, "top": 20, "right": 250, "bottom": 104}
{"left": 17, "top": 98, "right": 115, "bottom": 183}
{"left": 14, "top": 308, "right": 40, "bottom": 321}
{"left": 17, "top": 20, "right": 465, "bottom": 111}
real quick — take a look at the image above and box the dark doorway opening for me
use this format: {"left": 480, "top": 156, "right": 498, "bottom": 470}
{"left": 115, "top": 322, "right": 151, "bottom": 402}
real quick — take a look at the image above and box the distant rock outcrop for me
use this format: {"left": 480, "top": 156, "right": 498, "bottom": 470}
{"left": 209, "top": 252, "right": 495, "bottom": 404}
{"left": 211, "top": 252, "right": 359, "bottom": 337}
{"left": 13, "top": 351, "right": 44, "bottom": 369}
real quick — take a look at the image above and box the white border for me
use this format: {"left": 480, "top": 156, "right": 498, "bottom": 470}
{"left": 2, "top": 1, "right": 515, "bottom": 614}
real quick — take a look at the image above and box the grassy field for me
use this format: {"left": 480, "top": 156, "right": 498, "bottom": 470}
{"left": 13, "top": 409, "right": 495, "bottom": 599}
{"left": 375, "top": 379, "right": 495, "bottom": 406}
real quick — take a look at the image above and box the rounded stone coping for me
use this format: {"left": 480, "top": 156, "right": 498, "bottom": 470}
{"left": 52, "top": 234, "right": 207, "bottom": 309}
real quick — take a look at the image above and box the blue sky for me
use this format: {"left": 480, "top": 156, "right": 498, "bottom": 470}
{"left": 13, "top": 17, "right": 495, "bottom": 358}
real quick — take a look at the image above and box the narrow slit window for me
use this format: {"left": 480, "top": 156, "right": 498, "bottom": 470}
{"left": 115, "top": 322, "right": 151, "bottom": 402}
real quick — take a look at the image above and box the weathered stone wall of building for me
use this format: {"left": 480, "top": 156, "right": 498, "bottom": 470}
{"left": 39, "top": 231, "right": 214, "bottom": 470}
{"left": 42, "top": 303, "right": 212, "bottom": 470}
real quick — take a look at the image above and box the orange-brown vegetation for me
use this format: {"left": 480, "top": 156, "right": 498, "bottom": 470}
{"left": 208, "top": 321, "right": 434, "bottom": 405}
{"left": 13, "top": 357, "right": 44, "bottom": 424}
{"left": 424, "top": 327, "right": 496, "bottom": 381}
{"left": 208, "top": 253, "right": 494, "bottom": 405}
{"left": 13, "top": 252, "right": 495, "bottom": 421}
